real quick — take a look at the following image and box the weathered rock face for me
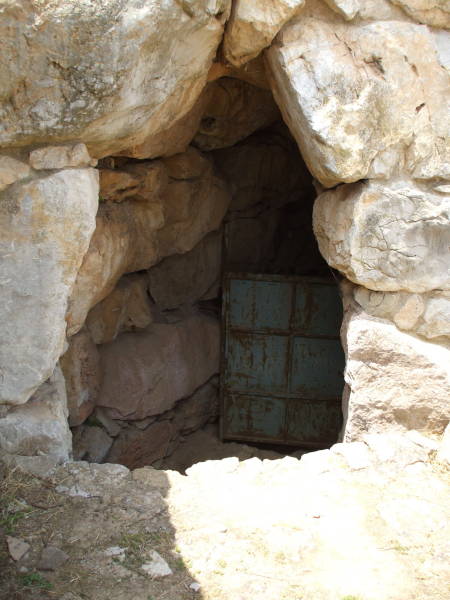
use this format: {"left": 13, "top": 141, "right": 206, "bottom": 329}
{"left": 72, "top": 425, "right": 113, "bottom": 464}
{"left": 65, "top": 195, "right": 163, "bottom": 336}
{"left": 86, "top": 274, "right": 154, "bottom": 345}
{"left": 341, "top": 297, "right": 450, "bottom": 441}
{"left": 60, "top": 329, "right": 102, "bottom": 427}
{"left": 223, "top": 0, "right": 305, "bottom": 66}
{"left": 105, "top": 421, "right": 173, "bottom": 469}
{"left": 193, "top": 78, "right": 280, "bottom": 151}
{"left": 322, "top": 0, "right": 359, "bottom": 20}
{"left": 0, "top": 159, "right": 98, "bottom": 405}
{"left": 0, "top": 366, "right": 71, "bottom": 461}
{"left": 0, "top": 155, "right": 30, "bottom": 191}
{"left": 391, "top": 0, "right": 450, "bottom": 29}
{"left": 353, "top": 286, "right": 450, "bottom": 340}
{"left": 66, "top": 148, "right": 230, "bottom": 335}
{"left": 97, "top": 315, "right": 220, "bottom": 420}
{"left": 148, "top": 230, "right": 222, "bottom": 311}
{"left": 116, "top": 88, "right": 212, "bottom": 160}
{"left": 313, "top": 179, "right": 450, "bottom": 293}
{"left": 0, "top": 0, "right": 230, "bottom": 157}
{"left": 266, "top": 8, "right": 450, "bottom": 187}
{"left": 214, "top": 126, "right": 310, "bottom": 211}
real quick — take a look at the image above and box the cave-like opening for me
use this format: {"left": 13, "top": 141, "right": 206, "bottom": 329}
{"left": 67, "top": 78, "right": 345, "bottom": 473}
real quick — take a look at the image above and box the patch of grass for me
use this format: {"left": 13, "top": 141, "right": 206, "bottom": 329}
{"left": 173, "top": 556, "right": 186, "bottom": 571}
{"left": 0, "top": 468, "right": 34, "bottom": 534}
{"left": 18, "top": 572, "right": 53, "bottom": 590}
{"left": 1, "top": 508, "right": 31, "bottom": 534}
{"left": 118, "top": 532, "right": 150, "bottom": 571}
{"left": 148, "top": 529, "right": 174, "bottom": 547}
{"left": 341, "top": 595, "right": 363, "bottom": 600}
{"left": 119, "top": 532, "right": 149, "bottom": 554}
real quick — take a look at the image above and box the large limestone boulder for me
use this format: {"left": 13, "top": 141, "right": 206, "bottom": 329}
{"left": 86, "top": 274, "right": 154, "bottom": 345}
{"left": 322, "top": 0, "right": 359, "bottom": 20}
{"left": 0, "top": 0, "right": 230, "bottom": 157}
{"left": 116, "top": 88, "right": 212, "bottom": 160}
{"left": 266, "top": 10, "right": 450, "bottom": 186}
{"left": 97, "top": 315, "right": 220, "bottom": 421}
{"left": 66, "top": 148, "right": 230, "bottom": 335}
{"left": 223, "top": 0, "right": 305, "bottom": 67}
{"left": 65, "top": 197, "right": 164, "bottom": 336}
{"left": 148, "top": 230, "right": 222, "bottom": 310}
{"left": 353, "top": 286, "right": 450, "bottom": 340}
{"left": 0, "top": 154, "right": 30, "bottom": 191}
{"left": 0, "top": 165, "right": 98, "bottom": 405}
{"left": 156, "top": 149, "right": 230, "bottom": 257}
{"left": 341, "top": 299, "right": 450, "bottom": 441}
{"left": 193, "top": 78, "right": 279, "bottom": 151}
{"left": 0, "top": 366, "right": 72, "bottom": 461}
{"left": 391, "top": 1, "right": 450, "bottom": 29}
{"left": 313, "top": 179, "right": 450, "bottom": 293}
{"left": 105, "top": 421, "right": 174, "bottom": 469}
{"left": 60, "top": 329, "right": 102, "bottom": 427}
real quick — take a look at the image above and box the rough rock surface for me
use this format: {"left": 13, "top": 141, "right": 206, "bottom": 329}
{"left": 1, "top": 434, "right": 449, "bottom": 600}
{"left": 66, "top": 149, "right": 230, "bottom": 335}
{"left": 0, "top": 166, "right": 98, "bottom": 404}
{"left": 214, "top": 126, "right": 310, "bottom": 211}
{"left": 148, "top": 231, "right": 222, "bottom": 310}
{"left": 86, "top": 274, "right": 154, "bottom": 345}
{"left": 353, "top": 285, "right": 450, "bottom": 339}
{"left": 105, "top": 421, "right": 174, "bottom": 470}
{"left": 72, "top": 425, "right": 113, "bottom": 464}
{"left": 98, "top": 377, "right": 220, "bottom": 470}
{"left": 223, "top": 0, "right": 305, "bottom": 66}
{"left": 29, "top": 143, "right": 94, "bottom": 170}
{"left": 98, "top": 315, "right": 220, "bottom": 420}
{"left": 391, "top": 0, "right": 450, "bottom": 28}
{"left": 60, "top": 329, "right": 102, "bottom": 426}
{"left": 193, "top": 78, "right": 279, "bottom": 151}
{"left": 313, "top": 178, "right": 450, "bottom": 293}
{"left": 116, "top": 88, "right": 212, "bottom": 160}
{"left": 341, "top": 299, "right": 450, "bottom": 441}
{"left": 0, "top": 0, "right": 230, "bottom": 157}
{"left": 323, "top": 0, "right": 359, "bottom": 20}
{"left": 266, "top": 10, "right": 450, "bottom": 186}
{"left": 0, "top": 366, "right": 71, "bottom": 461}
{"left": 0, "top": 155, "right": 30, "bottom": 191}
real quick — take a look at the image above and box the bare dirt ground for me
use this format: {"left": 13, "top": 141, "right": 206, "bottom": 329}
{"left": 1, "top": 433, "right": 449, "bottom": 600}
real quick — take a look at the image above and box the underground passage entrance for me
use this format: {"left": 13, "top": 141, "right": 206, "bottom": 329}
{"left": 68, "top": 96, "right": 346, "bottom": 472}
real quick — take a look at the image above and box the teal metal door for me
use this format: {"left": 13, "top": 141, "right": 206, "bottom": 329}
{"left": 220, "top": 274, "right": 345, "bottom": 448}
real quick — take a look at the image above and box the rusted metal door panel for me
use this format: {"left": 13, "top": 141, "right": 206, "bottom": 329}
{"left": 221, "top": 273, "right": 344, "bottom": 448}
{"left": 226, "top": 333, "right": 289, "bottom": 393}
{"left": 226, "top": 394, "right": 287, "bottom": 442}
{"left": 290, "top": 338, "right": 345, "bottom": 398}
{"left": 229, "top": 279, "right": 291, "bottom": 330}
{"left": 286, "top": 399, "right": 342, "bottom": 444}
{"left": 293, "top": 281, "right": 343, "bottom": 336}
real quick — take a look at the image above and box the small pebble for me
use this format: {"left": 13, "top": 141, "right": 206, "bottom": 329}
{"left": 38, "top": 546, "right": 69, "bottom": 571}
{"left": 6, "top": 536, "right": 30, "bottom": 561}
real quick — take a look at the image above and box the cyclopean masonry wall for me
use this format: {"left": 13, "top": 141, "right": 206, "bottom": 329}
{"left": 0, "top": 0, "right": 448, "bottom": 463}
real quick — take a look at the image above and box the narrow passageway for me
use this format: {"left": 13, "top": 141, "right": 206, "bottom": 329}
{"left": 71, "top": 113, "right": 345, "bottom": 473}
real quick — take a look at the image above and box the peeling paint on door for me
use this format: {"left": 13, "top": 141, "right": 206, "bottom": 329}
{"left": 220, "top": 273, "right": 344, "bottom": 448}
